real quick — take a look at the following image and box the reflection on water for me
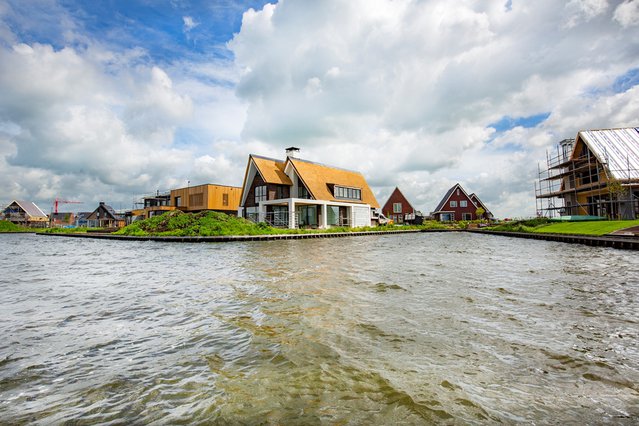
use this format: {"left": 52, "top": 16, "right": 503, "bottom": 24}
{"left": 1, "top": 232, "right": 638, "bottom": 424}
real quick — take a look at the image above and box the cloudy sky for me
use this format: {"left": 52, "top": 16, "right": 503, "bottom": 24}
{"left": 1, "top": 0, "right": 638, "bottom": 217}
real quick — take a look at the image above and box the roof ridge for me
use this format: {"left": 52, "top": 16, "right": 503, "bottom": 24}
{"left": 251, "top": 154, "right": 285, "bottom": 163}
{"left": 289, "top": 157, "right": 362, "bottom": 174}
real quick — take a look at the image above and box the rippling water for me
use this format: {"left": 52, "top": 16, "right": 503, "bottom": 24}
{"left": 1, "top": 232, "right": 638, "bottom": 424}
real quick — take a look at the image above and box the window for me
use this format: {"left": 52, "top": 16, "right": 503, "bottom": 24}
{"left": 222, "top": 193, "right": 229, "bottom": 206}
{"left": 298, "top": 186, "right": 310, "bottom": 199}
{"left": 450, "top": 201, "right": 457, "bottom": 208}
{"left": 334, "top": 186, "right": 361, "bottom": 200}
{"left": 174, "top": 196, "right": 182, "bottom": 207}
{"left": 393, "top": 203, "right": 402, "bottom": 213}
{"left": 462, "top": 213, "right": 472, "bottom": 220}
{"left": 255, "top": 185, "right": 267, "bottom": 203}
{"left": 460, "top": 200, "right": 467, "bottom": 207}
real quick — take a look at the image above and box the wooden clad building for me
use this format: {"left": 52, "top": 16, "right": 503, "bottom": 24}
{"left": 170, "top": 184, "right": 242, "bottom": 214}
{"left": 535, "top": 127, "right": 639, "bottom": 219}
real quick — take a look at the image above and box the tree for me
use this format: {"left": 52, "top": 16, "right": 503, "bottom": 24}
{"left": 475, "top": 207, "right": 485, "bottom": 221}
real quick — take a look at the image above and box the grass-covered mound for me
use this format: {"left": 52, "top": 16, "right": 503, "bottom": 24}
{"left": 114, "top": 211, "right": 449, "bottom": 237}
{"left": 115, "top": 210, "right": 278, "bottom": 237}
{"left": 0, "top": 220, "right": 30, "bottom": 233}
{"left": 488, "top": 218, "right": 639, "bottom": 236}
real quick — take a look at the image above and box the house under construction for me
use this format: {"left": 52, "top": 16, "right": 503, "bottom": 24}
{"left": 535, "top": 127, "right": 639, "bottom": 219}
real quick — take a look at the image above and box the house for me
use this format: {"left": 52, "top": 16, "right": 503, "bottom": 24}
{"left": 535, "top": 127, "right": 639, "bottom": 219}
{"left": 2, "top": 200, "right": 49, "bottom": 228}
{"left": 126, "top": 184, "right": 242, "bottom": 224}
{"left": 86, "top": 202, "right": 125, "bottom": 228}
{"left": 431, "top": 183, "right": 489, "bottom": 221}
{"left": 50, "top": 212, "right": 76, "bottom": 227}
{"left": 238, "top": 147, "right": 380, "bottom": 228}
{"left": 171, "top": 183, "right": 242, "bottom": 215}
{"left": 382, "top": 187, "right": 416, "bottom": 224}
{"left": 126, "top": 191, "right": 173, "bottom": 224}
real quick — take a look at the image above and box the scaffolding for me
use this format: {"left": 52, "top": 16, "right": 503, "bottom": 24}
{"left": 535, "top": 138, "right": 639, "bottom": 219}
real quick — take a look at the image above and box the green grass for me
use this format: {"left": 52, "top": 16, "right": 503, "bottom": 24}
{"left": 532, "top": 220, "right": 639, "bottom": 236}
{"left": 113, "top": 211, "right": 451, "bottom": 237}
{"left": 488, "top": 218, "right": 639, "bottom": 236}
{"left": 38, "top": 227, "right": 101, "bottom": 234}
{"left": 0, "top": 220, "right": 31, "bottom": 233}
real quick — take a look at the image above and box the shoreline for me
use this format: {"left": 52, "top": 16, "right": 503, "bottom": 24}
{"left": 16, "top": 228, "right": 639, "bottom": 250}
{"left": 36, "top": 228, "right": 453, "bottom": 242}
{"left": 467, "top": 229, "right": 639, "bottom": 250}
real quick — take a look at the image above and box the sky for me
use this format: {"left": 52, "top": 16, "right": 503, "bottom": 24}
{"left": 1, "top": 0, "right": 638, "bottom": 218}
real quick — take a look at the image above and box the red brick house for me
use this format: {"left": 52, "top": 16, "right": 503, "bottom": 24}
{"left": 432, "top": 183, "right": 489, "bottom": 221}
{"left": 381, "top": 187, "right": 415, "bottom": 224}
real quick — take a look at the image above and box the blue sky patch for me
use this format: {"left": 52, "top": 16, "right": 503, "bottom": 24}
{"left": 489, "top": 112, "right": 550, "bottom": 132}
{"left": 4, "top": 0, "right": 271, "bottom": 64}
{"left": 612, "top": 68, "right": 639, "bottom": 93}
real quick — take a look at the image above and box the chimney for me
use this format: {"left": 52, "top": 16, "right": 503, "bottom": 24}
{"left": 285, "top": 146, "right": 300, "bottom": 158}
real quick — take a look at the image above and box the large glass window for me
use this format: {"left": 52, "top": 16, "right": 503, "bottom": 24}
{"left": 393, "top": 203, "right": 402, "bottom": 213}
{"left": 255, "top": 185, "right": 267, "bottom": 203}
{"left": 297, "top": 205, "right": 317, "bottom": 226}
{"left": 327, "top": 205, "right": 339, "bottom": 225}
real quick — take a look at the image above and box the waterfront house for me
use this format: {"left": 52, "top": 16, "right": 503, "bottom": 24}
{"left": 171, "top": 183, "right": 241, "bottom": 215}
{"left": 535, "top": 127, "right": 639, "bottom": 219}
{"left": 2, "top": 200, "right": 49, "bottom": 228}
{"left": 382, "top": 187, "right": 416, "bottom": 224}
{"left": 86, "top": 202, "right": 125, "bottom": 228}
{"left": 126, "top": 184, "right": 242, "bottom": 224}
{"left": 431, "top": 184, "right": 487, "bottom": 221}
{"left": 238, "top": 148, "right": 380, "bottom": 228}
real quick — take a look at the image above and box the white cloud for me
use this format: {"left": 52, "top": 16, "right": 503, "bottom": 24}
{"left": 614, "top": 0, "right": 639, "bottom": 27}
{"left": 228, "top": 0, "right": 639, "bottom": 217}
{"left": 183, "top": 16, "right": 198, "bottom": 32}
{"left": 2, "top": 0, "right": 638, "bottom": 219}
{"left": 564, "top": 0, "right": 609, "bottom": 28}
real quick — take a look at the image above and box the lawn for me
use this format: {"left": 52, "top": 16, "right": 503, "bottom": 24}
{"left": 489, "top": 218, "right": 639, "bottom": 236}
{"left": 532, "top": 220, "right": 639, "bottom": 236}
{"left": 0, "top": 220, "right": 33, "bottom": 233}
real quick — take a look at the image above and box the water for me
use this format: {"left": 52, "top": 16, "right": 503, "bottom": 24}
{"left": 1, "top": 232, "right": 638, "bottom": 424}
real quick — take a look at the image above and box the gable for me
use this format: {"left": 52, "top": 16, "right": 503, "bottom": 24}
{"left": 382, "top": 187, "right": 414, "bottom": 214}
{"left": 433, "top": 184, "right": 476, "bottom": 212}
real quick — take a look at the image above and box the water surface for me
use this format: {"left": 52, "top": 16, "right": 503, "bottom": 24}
{"left": 1, "top": 232, "right": 638, "bottom": 424}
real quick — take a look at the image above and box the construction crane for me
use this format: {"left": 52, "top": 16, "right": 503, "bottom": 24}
{"left": 53, "top": 198, "right": 83, "bottom": 214}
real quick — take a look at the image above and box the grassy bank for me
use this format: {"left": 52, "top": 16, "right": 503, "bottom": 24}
{"left": 113, "top": 210, "right": 449, "bottom": 237}
{"left": 38, "top": 227, "right": 102, "bottom": 234}
{"left": 0, "top": 220, "right": 33, "bottom": 233}
{"left": 489, "top": 218, "right": 639, "bottom": 236}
